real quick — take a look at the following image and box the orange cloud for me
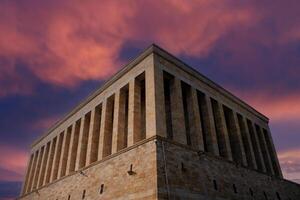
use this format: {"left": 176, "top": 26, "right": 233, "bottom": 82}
{"left": 0, "top": 145, "right": 28, "bottom": 181}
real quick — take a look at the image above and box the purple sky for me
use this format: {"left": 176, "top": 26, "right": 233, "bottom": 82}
{"left": 1, "top": 0, "right": 300, "bottom": 199}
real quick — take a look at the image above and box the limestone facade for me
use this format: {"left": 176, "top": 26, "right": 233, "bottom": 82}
{"left": 19, "top": 44, "right": 300, "bottom": 200}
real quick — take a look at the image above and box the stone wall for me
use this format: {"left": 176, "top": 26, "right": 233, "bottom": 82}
{"left": 156, "top": 138, "right": 300, "bottom": 200}
{"left": 19, "top": 139, "right": 157, "bottom": 200}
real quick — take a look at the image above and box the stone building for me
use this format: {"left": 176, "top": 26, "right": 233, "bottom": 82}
{"left": 18, "top": 44, "right": 300, "bottom": 200}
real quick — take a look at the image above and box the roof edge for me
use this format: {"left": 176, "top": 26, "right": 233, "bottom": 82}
{"left": 31, "top": 44, "right": 156, "bottom": 147}
{"left": 151, "top": 44, "right": 269, "bottom": 122}
{"left": 31, "top": 43, "right": 269, "bottom": 148}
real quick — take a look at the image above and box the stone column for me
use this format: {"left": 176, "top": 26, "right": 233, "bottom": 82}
{"left": 50, "top": 133, "right": 62, "bottom": 182}
{"left": 99, "top": 96, "right": 115, "bottom": 158}
{"left": 44, "top": 138, "right": 56, "bottom": 185}
{"left": 217, "top": 102, "right": 233, "bottom": 160}
{"left": 30, "top": 149, "right": 41, "bottom": 191}
{"left": 170, "top": 78, "right": 187, "bottom": 145}
{"left": 128, "top": 77, "right": 142, "bottom": 146}
{"left": 264, "top": 127, "right": 283, "bottom": 178}
{"left": 38, "top": 143, "right": 50, "bottom": 187}
{"left": 66, "top": 124, "right": 76, "bottom": 175}
{"left": 98, "top": 100, "right": 107, "bottom": 161}
{"left": 22, "top": 154, "right": 33, "bottom": 194}
{"left": 189, "top": 88, "right": 204, "bottom": 151}
{"left": 58, "top": 127, "right": 72, "bottom": 178}
{"left": 112, "top": 89, "right": 127, "bottom": 153}
{"left": 252, "top": 123, "right": 267, "bottom": 172}
{"left": 112, "top": 90, "right": 121, "bottom": 153}
{"left": 206, "top": 96, "right": 220, "bottom": 156}
{"left": 86, "top": 109, "right": 96, "bottom": 165}
{"left": 75, "top": 117, "right": 85, "bottom": 171}
{"left": 145, "top": 55, "right": 167, "bottom": 139}
{"left": 258, "top": 126, "right": 275, "bottom": 175}
{"left": 242, "top": 117, "right": 258, "bottom": 169}
{"left": 27, "top": 150, "right": 39, "bottom": 192}
{"left": 57, "top": 131, "right": 68, "bottom": 178}
{"left": 233, "top": 112, "right": 247, "bottom": 166}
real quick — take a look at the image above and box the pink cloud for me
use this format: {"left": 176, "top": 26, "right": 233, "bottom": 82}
{"left": 0, "top": 0, "right": 133, "bottom": 95}
{"left": 0, "top": 0, "right": 300, "bottom": 98}
{"left": 144, "top": 1, "right": 258, "bottom": 57}
{"left": 31, "top": 116, "right": 60, "bottom": 132}
{"left": 0, "top": 145, "right": 28, "bottom": 181}
{"left": 278, "top": 148, "right": 300, "bottom": 182}
{"left": 233, "top": 91, "right": 300, "bottom": 122}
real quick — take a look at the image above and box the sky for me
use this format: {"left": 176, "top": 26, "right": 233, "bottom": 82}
{"left": 0, "top": 0, "right": 300, "bottom": 199}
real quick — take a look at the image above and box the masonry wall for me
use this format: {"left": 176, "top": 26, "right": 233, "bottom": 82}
{"left": 156, "top": 138, "right": 300, "bottom": 200}
{"left": 19, "top": 139, "right": 157, "bottom": 200}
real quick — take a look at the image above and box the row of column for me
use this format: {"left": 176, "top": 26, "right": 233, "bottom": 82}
{"left": 22, "top": 72, "right": 148, "bottom": 195}
{"left": 160, "top": 70, "right": 282, "bottom": 177}
{"left": 21, "top": 63, "right": 283, "bottom": 195}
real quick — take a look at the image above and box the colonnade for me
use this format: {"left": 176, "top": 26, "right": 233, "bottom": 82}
{"left": 22, "top": 71, "right": 148, "bottom": 195}
{"left": 21, "top": 64, "right": 282, "bottom": 195}
{"left": 161, "top": 70, "right": 282, "bottom": 178}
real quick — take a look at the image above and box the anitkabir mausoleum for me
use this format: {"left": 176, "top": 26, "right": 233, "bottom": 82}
{"left": 18, "top": 44, "right": 300, "bottom": 199}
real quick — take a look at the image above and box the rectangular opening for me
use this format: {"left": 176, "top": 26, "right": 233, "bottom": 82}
{"left": 237, "top": 113, "right": 254, "bottom": 168}
{"left": 263, "top": 191, "right": 268, "bottom": 200}
{"left": 246, "top": 119, "right": 263, "bottom": 171}
{"left": 163, "top": 71, "right": 174, "bottom": 139}
{"left": 103, "top": 95, "right": 115, "bottom": 157}
{"left": 82, "top": 189, "right": 86, "bottom": 199}
{"left": 45, "top": 137, "right": 56, "bottom": 184}
{"left": 79, "top": 112, "right": 91, "bottom": 169}
{"left": 99, "top": 184, "right": 104, "bottom": 194}
{"left": 223, "top": 106, "right": 242, "bottom": 164}
{"left": 131, "top": 72, "right": 146, "bottom": 144}
{"left": 255, "top": 124, "right": 272, "bottom": 174}
{"left": 233, "top": 184, "right": 237, "bottom": 194}
{"left": 90, "top": 104, "right": 102, "bottom": 163}
{"left": 140, "top": 77, "right": 146, "bottom": 141}
{"left": 197, "top": 90, "right": 209, "bottom": 152}
{"left": 263, "top": 128, "right": 280, "bottom": 176}
{"left": 213, "top": 180, "right": 218, "bottom": 190}
{"left": 69, "top": 120, "right": 81, "bottom": 173}
{"left": 38, "top": 142, "right": 50, "bottom": 187}
{"left": 52, "top": 131, "right": 64, "bottom": 181}
{"left": 181, "top": 81, "right": 192, "bottom": 146}
{"left": 211, "top": 99, "right": 228, "bottom": 158}
{"left": 60, "top": 125, "right": 72, "bottom": 177}
{"left": 136, "top": 73, "right": 146, "bottom": 142}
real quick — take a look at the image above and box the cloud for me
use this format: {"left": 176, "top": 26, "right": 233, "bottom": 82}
{"left": 31, "top": 115, "right": 60, "bottom": 132}
{"left": 1, "top": 0, "right": 292, "bottom": 97}
{"left": 278, "top": 148, "right": 300, "bottom": 182}
{"left": 232, "top": 91, "right": 300, "bottom": 122}
{"left": 143, "top": 0, "right": 258, "bottom": 57}
{"left": 0, "top": 145, "right": 28, "bottom": 181}
{"left": 0, "top": 0, "right": 135, "bottom": 96}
